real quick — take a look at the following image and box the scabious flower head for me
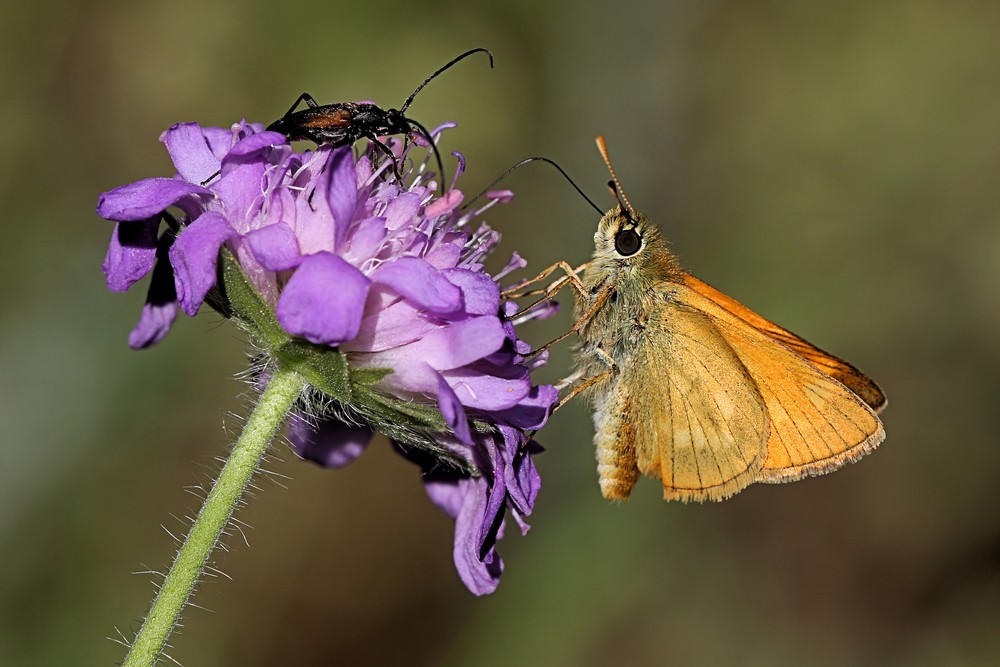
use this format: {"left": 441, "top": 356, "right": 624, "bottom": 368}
{"left": 97, "top": 120, "right": 557, "bottom": 594}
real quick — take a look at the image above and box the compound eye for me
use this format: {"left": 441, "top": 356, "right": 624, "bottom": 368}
{"left": 614, "top": 228, "right": 641, "bottom": 256}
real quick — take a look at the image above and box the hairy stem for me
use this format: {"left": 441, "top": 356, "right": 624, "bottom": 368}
{"left": 123, "top": 366, "right": 305, "bottom": 667}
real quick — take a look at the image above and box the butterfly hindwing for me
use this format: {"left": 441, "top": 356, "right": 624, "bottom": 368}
{"left": 628, "top": 291, "right": 770, "bottom": 501}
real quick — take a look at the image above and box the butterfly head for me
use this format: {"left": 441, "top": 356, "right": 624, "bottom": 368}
{"left": 591, "top": 203, "right": 676, "bottom": 273}
{"left": 594, "top": 205, "right": 655, "bottom": 257}
{"left": 588, "top": 138, "right": 681, "bottom": 288}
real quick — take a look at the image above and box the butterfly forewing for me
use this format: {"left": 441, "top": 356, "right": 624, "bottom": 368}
{"left": 682, "top": 274, "right": 886, "bottom": 413}
{"left": 671, "top": 283, "right": 885, "bottom": 483}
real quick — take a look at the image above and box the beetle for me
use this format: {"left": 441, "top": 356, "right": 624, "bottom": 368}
{"left": 267, "top": 47, "right": 493, "bottom": 192}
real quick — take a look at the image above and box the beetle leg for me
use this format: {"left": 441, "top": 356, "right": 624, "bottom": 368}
{"left": 367, "top": 135, "right": 405, "bottom": 184}
{"left": 281, "top": 93, "right": 320, "bottom": 118}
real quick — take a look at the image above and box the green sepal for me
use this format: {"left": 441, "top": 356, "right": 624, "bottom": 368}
{"left": 206, "top": 249, "right": 289, "bottom": 349}
{"left": 274, "top": 340, "right": 351, "bottom": 402}
{"left": 351, "top": 385, "right": 476, "bottom": 475}
{"left": 350, "top": 366, "right": 394, "bottom": 386}
{"left": 352, "top": 385, "right": 448, "bottom": 432}
{"left": 206, "top": 250, "right": 355, "bottom": 402}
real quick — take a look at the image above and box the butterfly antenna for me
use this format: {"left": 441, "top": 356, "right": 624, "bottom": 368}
{"left": 595, "top": 136, "right": 637, "bottom": 219}
{"left": 463, "top": 156, "right": 603, "bottom": 214}
{"left": 400, "top": 47, "right": 494, "bottom": 113}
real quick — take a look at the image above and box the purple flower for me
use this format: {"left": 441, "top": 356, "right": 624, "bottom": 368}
{"left": 97, "top": 120, "right": 558, "bottom": 594}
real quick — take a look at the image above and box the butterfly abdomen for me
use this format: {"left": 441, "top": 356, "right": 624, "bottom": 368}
{"left": 592, "top": 378, "right": 640, "bottom": 501}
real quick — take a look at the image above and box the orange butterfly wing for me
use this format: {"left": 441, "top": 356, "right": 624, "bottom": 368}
{"left": 625, "top": 299, "right": 770, "bottom": 502}
{"left": 604, "top": 282, "right": 884, "bottom": 501}
{"left": 682, "top": 274, "right": 886, "bottom": 413}
{"left": 667, "top": 281, "right": 885, "bottom": 485}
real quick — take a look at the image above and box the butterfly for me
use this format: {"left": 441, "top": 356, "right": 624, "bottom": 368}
{"left": 513, "top": 137, "right": 886, "bottom": 502}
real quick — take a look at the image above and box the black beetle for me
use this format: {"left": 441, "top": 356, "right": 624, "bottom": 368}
{"left": 267, "top": 48, "right": 493, "bottom": 192}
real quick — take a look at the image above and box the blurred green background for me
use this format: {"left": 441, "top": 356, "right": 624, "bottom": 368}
{"left": 3, "top": 1, "right": 999, "bottom": 664}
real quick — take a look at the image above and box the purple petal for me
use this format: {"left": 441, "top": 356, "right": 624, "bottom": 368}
{"left": 97, "top": 178, "right": 211, "bottom": 222}
{"left": 344, "top": 216, "right": 387, "bottom": 264}
{"left": 128, "top": 245, "right": 179, "bottom": 349}
{"left": 383, "top": 192, "right": 421, "bottom": 231}
{"left": 289, "top": 415, "right": 374, "bottom": 468}
{"left": 355, "top": 154, "right": 373, "bottom": 184}
{"left": 364, "top": 316, "right": 508, "bottom": 394}
{"left": 169, "top": 212, "right": 236, "bottom": 316}
{"left": 441, "top": 367, "right": 532, "bottom": 411}
{"left": 443, "top": 269, "right": 500, "bottom": 316}
{"left": 201, "top": 126, "right": 236, "bottom": 160}
{"left": 245, "top": 222, "right": 301, "bottom": 271}
{"left": 326, "top": 146, "right": 358, "bottom": 251}
{"left": 399, "top": 230, "right": 430, "bottom": 258}
{"left": 103, "top": 219, "right": 159, "bottom": 292}
{"left": 494, "top": 384, "right": 559, "bottom": 431}
{"left": 159, "top": 123, "right": 223, "bottom": 185}
{"left": 436, "top": 372, "right": 472, "bottom": 445}
{"left": 407, "top": 426, "right": 514, "bottom": 596}
{"left": 343, "top": 286, "right": 439, "bottom": 353}
{"left": 290, "top": 148, "right": 336, "bottom": 256}
{"left": 129, "top": 300, "right": 178, "bottom": 349}
{"left": 423, "top": 238, "right": 463, "bottom": 269}
{"left": 424, "top": 475, "right": 504, "bottom": 596}
{"left": 225, "top": 130, "right": 286, "bottom": 160}
{"left": 470, "top": 433, "right": 509, "bottom": 584}
{"left": 371, "top": 257, "right": 462, "bottom": 314}
{"left": 211, "top": 161, "right": 267, "bottom": 232}
{"left": 424, "top": 476, "right": 466, "bottom": 519}
{"left": 219, "top": 131, "right": 288, "bottom": 181}
{"left": 501, "top": 427, "right": 541, "bottom": 519}
{"left": 408, "top": 316, "right": 507, "bottom": 370}
{"left": 277, "top": 252, "right": 371, "bottom": 345}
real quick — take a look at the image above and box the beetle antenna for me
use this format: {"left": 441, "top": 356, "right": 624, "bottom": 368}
{"left": 406, "top": 118, "right": 448, "bottom": 196}
{"left": 595, "top": 136, "right": 637, "bottom": 219}
{"left": 400, "top": 48, "right": 494, "bottom": 113}
{"left": 463, "top": 156, "right": 603, "bottom": 214}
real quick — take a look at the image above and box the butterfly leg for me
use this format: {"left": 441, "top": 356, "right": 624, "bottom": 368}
{"left": 553, "top": 346, "right": 617, "bottom": 413}
{"left": 554, "top": 368, "right": 586, "bottom": 391}
{"left": 503, "top": 261, "right": 590, "bottom": 299}
{"left": 528, "top": 345, "right": 616, "bottom": 445}
{"left": 528, "top": 283, "right": 614, "bottom": 357}
{"left": 505, "top": 261, "right": 592, "bottom": 323}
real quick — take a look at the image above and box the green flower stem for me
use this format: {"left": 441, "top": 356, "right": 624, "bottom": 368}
{"left": 123, "top": 366, "right": 305, "bottom": 667}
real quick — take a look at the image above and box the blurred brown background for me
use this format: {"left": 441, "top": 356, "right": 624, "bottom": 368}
{"left": 2, "top": 1, "right": 999, "bottom": 665}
